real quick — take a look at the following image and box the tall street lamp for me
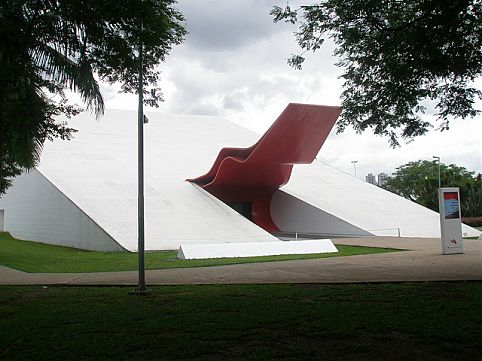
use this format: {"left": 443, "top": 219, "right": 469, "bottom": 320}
{"left": 131, "top": 17, "right": 149, "bottom": 295}
{"left": 351, "top": 160, "right": 358, "bottom": 177}
{"left": 433, "top": 156, "right": 441, "bottom": 189}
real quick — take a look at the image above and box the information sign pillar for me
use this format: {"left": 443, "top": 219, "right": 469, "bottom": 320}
{"left": 438, "top": 187, "right": 464, "bottom": 255}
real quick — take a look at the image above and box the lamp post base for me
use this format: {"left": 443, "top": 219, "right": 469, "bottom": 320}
{"left": 129, "top": 285, "right": 151, "bottom": 295}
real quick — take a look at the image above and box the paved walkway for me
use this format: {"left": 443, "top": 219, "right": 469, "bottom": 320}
{"left": 0, "top": 237, "right": 480, "bottom": 285}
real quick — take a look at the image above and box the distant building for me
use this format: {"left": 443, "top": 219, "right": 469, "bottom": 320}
{"left": 366, "top": 173, "right": 376, "bottom": 185}
{"left": 378, "top": 173, "right": 388, "bottom": 187}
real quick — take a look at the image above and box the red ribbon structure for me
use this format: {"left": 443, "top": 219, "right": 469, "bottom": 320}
{"left": 189, "top": 103, "right": 341, "bottom": 232}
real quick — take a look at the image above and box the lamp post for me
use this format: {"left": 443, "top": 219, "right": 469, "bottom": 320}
{"left": 131, "top": 18, "right": 149, "bottom": 295}
{"left": 433, "top": 156, "right": 441, "bottom": 189}
{"left": 351, "top": 160, "right": 358, "bottom": 177}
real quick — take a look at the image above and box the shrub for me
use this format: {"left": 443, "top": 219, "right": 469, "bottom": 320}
{"left": 462, "top": 217, "right": 482, "bottom": 227}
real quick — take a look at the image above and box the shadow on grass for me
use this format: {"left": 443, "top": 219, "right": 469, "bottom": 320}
{"left": 0, "top": 282, "right": 480, "bottom": 360}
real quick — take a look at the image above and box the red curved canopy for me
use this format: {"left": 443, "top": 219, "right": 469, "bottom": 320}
{"left": 189, "top": 103, "right": 341, "bottom": 231}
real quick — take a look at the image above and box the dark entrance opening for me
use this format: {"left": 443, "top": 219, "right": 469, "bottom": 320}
{"left": 227, "top": 202, "right": 253, "bottom": 221}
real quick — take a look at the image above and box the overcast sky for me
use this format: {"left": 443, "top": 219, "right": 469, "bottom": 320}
{"left": 101, "top": 0, "right": 481, "bottom": 179}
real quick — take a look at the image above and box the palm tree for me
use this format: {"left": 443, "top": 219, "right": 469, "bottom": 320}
{"left": 0, "top": 0, "right": 185, "bottom": 195}
{"left": 0, "top": 1, "right": 104, "bottom": 195}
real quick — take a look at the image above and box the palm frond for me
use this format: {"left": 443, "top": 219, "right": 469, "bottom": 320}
{"left": 31, "top": 43, "right": 104, "bottom": 116}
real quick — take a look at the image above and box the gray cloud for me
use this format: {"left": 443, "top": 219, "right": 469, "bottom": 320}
{"left": 222, "top": 93, "right": 244, "bottom": 111}
{"left": 159, "top": 1, "right": 481, "bottom": 174}
{"left": 178, "top": 0, "right": 283, "bottom": 52}
{"left": 162, "top": 1, "right": 341, "bottom": 118}
{"left": 184, "top": 102, "right": 221, "bottom": 116}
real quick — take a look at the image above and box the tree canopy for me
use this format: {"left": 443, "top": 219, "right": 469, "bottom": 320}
{"left": 384, "top": 160, "right": 481, "bottom": 217}
{"left": 271, "top": 0, "right": 482, "bottom": 146}
{"left": 0, "top": 0, "right": 186, "bottom": 195}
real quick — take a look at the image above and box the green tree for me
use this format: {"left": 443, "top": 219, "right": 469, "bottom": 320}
{"left": 0, "top": 0, "right": 186, "bottom": 195}
{"left": 384, "top": 160, "right": 481, "bottom": 217}
{"left": 271, "top": 0, "right": 482, "bottom": 146}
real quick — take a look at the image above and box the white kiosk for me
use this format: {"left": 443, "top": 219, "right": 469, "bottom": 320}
{"left": 438, "top": 187, "right": 464, "bottom": 255}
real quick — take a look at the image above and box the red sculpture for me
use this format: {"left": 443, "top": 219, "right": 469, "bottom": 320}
{"left": 189, "top": 103, "right": 341, "bottom": 232}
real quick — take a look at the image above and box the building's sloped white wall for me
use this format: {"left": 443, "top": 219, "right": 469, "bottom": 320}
{"left": 0, "top": 170, "right": 125, "bottom": 251}
{"left": 2, "top": 110, "right": 478, "bottom": 252}
{"left": 34, "top": 110, "right": 278, "bottom": 251}
{"left": 282, "top": 162, "right": 480, "bottom": 238}
{"left": 271, "top": 190, "right": 372, "bottom": 237}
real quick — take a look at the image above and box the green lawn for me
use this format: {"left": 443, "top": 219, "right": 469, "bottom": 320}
{"left": 0, "top": 282, "right": 480, "bottom": 360}
{"left": 0, "top": 232, "right": 400, "bottom": 273}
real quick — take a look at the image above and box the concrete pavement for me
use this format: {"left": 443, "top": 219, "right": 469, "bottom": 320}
{"left": 0, "top": 237, "right": 480, "bottom": 285}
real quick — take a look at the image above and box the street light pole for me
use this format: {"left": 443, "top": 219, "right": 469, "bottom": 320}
{"left": 351, "top": 160, "right": 358, "bottom": 177}
{"left": 131, "top": 18, "right": 149, "bottom": 295}
{"left": 433, "top": 156, "right": 441, "bottom": 189}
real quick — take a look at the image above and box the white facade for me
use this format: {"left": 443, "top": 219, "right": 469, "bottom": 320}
{"left": 0, "top": 109, "right": 479, "bottom": 251}
{"left": 0, "top": 110, "right": 279, "bottom": 251}
{"left": 280, "top": 162, "right": 479, "bottom": 238}
{"left": 271, "top": 190, "right": 372, "bottom": 237}
{"left": 0, "top": 170, "right": 123, "bottom": 251}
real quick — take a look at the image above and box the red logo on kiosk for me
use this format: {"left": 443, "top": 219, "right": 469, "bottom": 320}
{"left": 450, "top": 239, "right": 457, "bottom": 245}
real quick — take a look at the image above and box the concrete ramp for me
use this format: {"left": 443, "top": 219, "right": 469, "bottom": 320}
{"left": 177, "top": 239, "right": 338, "bottom": 259}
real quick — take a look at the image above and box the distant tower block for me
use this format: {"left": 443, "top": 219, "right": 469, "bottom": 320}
{"left": 378, "top": 173, "right": 388, "bottom": 187}
{"left": 366, "top": 173, "right": 376, "bottom": 185}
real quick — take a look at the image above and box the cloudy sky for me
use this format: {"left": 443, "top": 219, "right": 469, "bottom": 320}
{"left": 101, "top": 0, "right": 481, "bottom": 179}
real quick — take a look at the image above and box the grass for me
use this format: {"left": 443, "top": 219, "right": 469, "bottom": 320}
{"left": 0, "top": 282, "right": 480, "bottom": 360}
{"left": 0, "top": 232, "right": 400, "bottom": 273}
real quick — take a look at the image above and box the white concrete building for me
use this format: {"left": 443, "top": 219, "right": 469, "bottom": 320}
{"left": 0, "top": 108, "right": 479, "bottom": 251}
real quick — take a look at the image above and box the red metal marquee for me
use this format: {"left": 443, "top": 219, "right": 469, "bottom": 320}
{"left": 189, "top": 103, "right": 341, "bottom": 231}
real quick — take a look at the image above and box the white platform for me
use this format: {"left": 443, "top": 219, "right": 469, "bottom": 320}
{"left": 177, "top": 239, "right": 338, "bottom": 259}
